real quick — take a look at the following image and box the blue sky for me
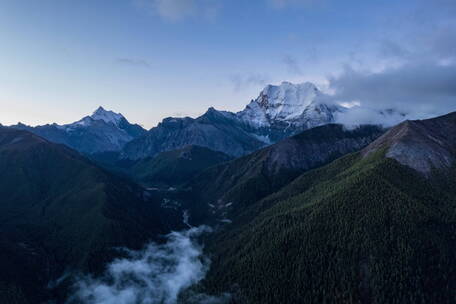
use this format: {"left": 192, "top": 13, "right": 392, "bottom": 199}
{"left": 0, "top": 0, "right": 454, "bottom": 128}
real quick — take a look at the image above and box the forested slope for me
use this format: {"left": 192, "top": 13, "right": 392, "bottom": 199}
{"left": 0, "top": 128, "right": 179, "bottom": 303}
{"left": 204, "top": 150, "right": 456, "bottom": 303}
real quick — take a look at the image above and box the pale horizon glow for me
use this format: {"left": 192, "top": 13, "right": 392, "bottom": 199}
{"left": 0, "top": 0, "right": 454, "bottom": 128}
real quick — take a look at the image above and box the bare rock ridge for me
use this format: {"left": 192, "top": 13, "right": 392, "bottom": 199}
{"left": 363, "top": 111, "right": 456, "bottom": 174}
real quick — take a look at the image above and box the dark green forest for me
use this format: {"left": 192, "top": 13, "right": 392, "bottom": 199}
{"left": 0, "top": 128, "right": 182, "bottom": 303}
{"left": 203, "top": 151, "right": 456, "bottom": 303}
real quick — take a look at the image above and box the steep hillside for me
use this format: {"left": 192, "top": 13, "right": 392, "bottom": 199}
{"left": 205, "top": 151, "right": 456, "bottom": 303}
{"left": 131, "top": 145, "right": 232, "bottom": 187}
{"left": 187, "top": 124, "right": 384, "bottom": 221}
{"left": 0, "top": 128, "right": 179, "bottom": 303}
{"left": 203, "top": 113, "right": 456, "bottom": 304}
{"left": 363, "top": 111, "right": 456, "bottom": 174}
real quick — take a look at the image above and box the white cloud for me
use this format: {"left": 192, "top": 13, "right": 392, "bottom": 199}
{"left": 327, "top": 62, "right": 456, "bottom": 127}
{"left": 137, "top": 0, "right": 221, "bottom": 22}
{"left": 115, "top": 58, "right": 152, "bottom": 68}
{"left": 68, "top": 226, "right": 230, "bottom": 304}
{"left": 229, "top": 73, "right": 270, "bottom": 92}
{"left": 282, "top": 54, "right": 303, "bottom": 75}
{"left": 335, "top": 107, "right": 408, "bottom": 129}
{"left": 269, "top": 0, "right": 317, "bottom": 9}
{"left": 153, "top": 0, "right": 195, "bottom": 21}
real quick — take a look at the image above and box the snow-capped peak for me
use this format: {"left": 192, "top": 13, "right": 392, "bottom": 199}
{"left": 64, "top": 106, "right": 126, "bottom": 130}
{"left": 258, "top": 82, "right": 320, "bottom": 119}
{"left": 238, "top": 81, "right": 338, "bottom": 128}
{"left": 90, "top": 106, "right": 124, "bottom": 125}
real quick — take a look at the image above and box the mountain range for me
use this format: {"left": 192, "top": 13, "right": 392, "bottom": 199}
{"left": 11, "top": 82, "right": 349, "bottom": 160}
{"left": 202, "top": 112, "right": 456, "bottom": 303}
{"left": 12, "top": 106, "right": 146, "bottom": 155}
{"left": 123, "top": 82, "right": 346, "bottom": 159}
{"left": 2, "top": 82, "right": 456, "bottom": 303}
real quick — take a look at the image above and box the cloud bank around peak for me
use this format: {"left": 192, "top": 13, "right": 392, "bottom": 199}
{"left": 329, "top": 63, "right": 456, "bottom": 124}
{"left": 325, "top": 0, "right": 456, "bottom": 127}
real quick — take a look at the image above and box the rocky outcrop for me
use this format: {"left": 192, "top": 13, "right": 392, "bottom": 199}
{"left": 363, "top": 112, "right": 456, "bottom": 174}
{"left": 264, "top": 124, "right": 383, "bottom": 175}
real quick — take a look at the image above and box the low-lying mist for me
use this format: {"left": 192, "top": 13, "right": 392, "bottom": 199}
{"left": 67, "top": 226, "right": 229, "bottom": 304}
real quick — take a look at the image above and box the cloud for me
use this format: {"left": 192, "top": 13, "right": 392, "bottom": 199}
{"left": 335, "top": 107, "right": 407, "bottom": 128}
{"left": 377, "top": 40, "right": 411, "bottom": 60}
{"left": 137, "top": 0, "right": 221, "bottom": 22}
{"left": 229, "top": 73, "right": 270, "bottom": 92}
{"left": 329, "top": 0, "right": 456, "bottom": 126}
{"left": 376, "top": 24, "right": 456, "bottom": 66}
{"left": 329, "top": 63, "right": 456, "bottom": 126}
{"left": 372, "top": 0, "right": 456, "bottom": 66}
{"left": 282, "top": 55, "right": 302, "bottom": 75}
{"left": 332, "top": 0, "right": 456, "bottom": 127}
{"left": 428, "top": 26, "right": 456, "bottom": 60}
{"left": 67, "top": 226, "right": 229, "bottom": 304}
{"left": 115, "top": 58, "right": 152, "bottom": 68}
{"left": 268, "top": 0, "right": 317, "bottom": 9}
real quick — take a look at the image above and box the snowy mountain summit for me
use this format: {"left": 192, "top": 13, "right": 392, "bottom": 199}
{"left": 72, "top": 106, "right": 125, "bottom": 127}
{"left": 122, "top": 81, "right": 349, "bottom": 159}
{"left": 91, "top": 106, "right": 124, "bottom": 125}
{"left": 238, "top": 81, "right": 343, "bottom": 129}
{"left": 12, "top": 106, "right": 146, "bottom": 154}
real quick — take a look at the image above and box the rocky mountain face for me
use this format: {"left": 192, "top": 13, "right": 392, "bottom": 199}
{"left": 122, "top": 107, "right": 267, "bottom": 159}
{"left": 237, "top": 82, "right": 344, "bottom": 140}
{"left": 12, "top": 107, "right": 146, "bottom": 155}
{"left": 122, "top": 82, "right": 345, "bottom": 160}
{"left": 363, "top": 111, "right": 456, "bottom": 174}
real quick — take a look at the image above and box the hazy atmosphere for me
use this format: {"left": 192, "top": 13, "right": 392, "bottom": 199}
{"left": 1, "top": 0, "right": 454, "bottom": 128}
{"left": 1, "top": 1, "right": 456, "bottom": 304}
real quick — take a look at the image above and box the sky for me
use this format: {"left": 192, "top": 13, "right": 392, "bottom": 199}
{"left": 0, "top": 0, "right": 455, "bottom": 129}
